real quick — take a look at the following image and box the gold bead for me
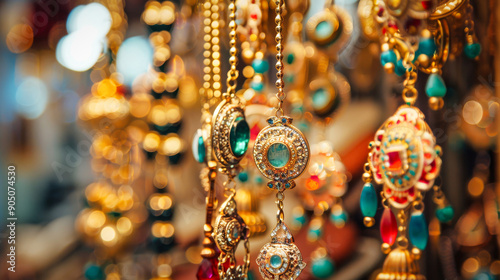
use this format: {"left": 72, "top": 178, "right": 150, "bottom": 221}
{"left": 417, "top": 54, "right": 430, "bottom": 67}
{"left": 362, "top": 172, "right": 372, "bottom": 183}
{"left": 428, "top": 97, "right": 444, "bottom": 110}
{"left": 384, "top": 62, "right": 395, "bottom": 73}
{"left": 364, "top": 217, "right": 375, "bottom": 227}
{"left": 381, "top": 243, "right": 391, "bottom": 254}
{"left": 411, "top": 247, "right": 421, "bottom": 259}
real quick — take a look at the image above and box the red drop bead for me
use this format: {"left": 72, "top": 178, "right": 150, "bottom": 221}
{"left": 196, "top": 257, "right": 219, "bottom": 280}
{"left": 380, "top": 208, "right": 398, "bottom": 245}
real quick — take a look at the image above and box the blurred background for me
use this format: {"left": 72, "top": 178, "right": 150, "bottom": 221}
{"left": 0, "top": 0, "right": 498, "bottom": 279}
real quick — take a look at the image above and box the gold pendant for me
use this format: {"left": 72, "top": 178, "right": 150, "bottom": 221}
{"left": 253, "top": 116, "right": 309, "bottom": 190}
{"left": 256, "top": 222, "right": 306, "bottom": 279}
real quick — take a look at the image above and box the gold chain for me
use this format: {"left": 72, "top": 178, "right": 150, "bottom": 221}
{"left": 402, "top": 48, "right": 418, "bottom": 106}
{"left": 464, "top": 1, "right": 475, "bottom": 43}
{"left": 276, "top": 191, "right": 285, "bottom": 223}
{"left": 201, "top": 0, "right": 213, "bottom": 114}
{"left": 211, "top": 0, "right": 221, "bottom": 99}
{"left": 274, "top": 0, "right": 285, "bottom": 117}
{"left": 225, "top": 0, "right": 238, "bottom": 102}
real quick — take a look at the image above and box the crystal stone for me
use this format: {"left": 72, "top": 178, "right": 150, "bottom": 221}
{"left": 267, "top": 143, "right": 290, "bottom": 168}
{"left": 230, "top": 116, "right": 250, "bottom": 157}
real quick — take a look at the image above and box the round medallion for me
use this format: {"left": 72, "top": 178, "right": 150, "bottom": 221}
{"left": 307, "top": 74, "right": 350, "bottom": 119}
{"left": 306, "top": 6, "right": 352, "bottom": 53}
{"left": 212, "top": 99, "right": 249, "bottom": 166}
{"left": 253, "top": 116, "right": 309, "bottom": 190}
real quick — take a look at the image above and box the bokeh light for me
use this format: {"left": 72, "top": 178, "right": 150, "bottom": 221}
{"left": 116, "top": 36, "right": 153, "bottom": 86}
{"left": 15, "top": 77, "right": 49, "bottom": 119}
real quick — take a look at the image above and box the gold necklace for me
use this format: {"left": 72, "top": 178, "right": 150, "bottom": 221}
{"left": 254, "top": 1, "right": 309, "bottom": 279}
{"left": 211, "top": 1, "right": 251, "bottom": 278}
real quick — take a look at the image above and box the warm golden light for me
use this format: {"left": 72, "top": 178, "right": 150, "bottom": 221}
{"left": 463, "top": 100, "right": 483, "bottom": 125}
{"left": 101, "top": 226, "right": 117, "bottom": 242}
{"left": 6, "top": 24, "right": 34, "bottom": 53}
{"left": 116, "top": 217, "right": 132, "bottom": 236}
{"left": 87, "top": 210, "right": 106, "bottom": 229}
{"left": 467, "top": 177, "right": 484, "bottom": 197}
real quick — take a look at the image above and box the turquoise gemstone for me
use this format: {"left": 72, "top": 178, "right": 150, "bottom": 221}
{"left": 464, "top": 43, "right": 481, "bottom": 59}
{"left": 286, "top": 53, "right": 295, "bottom": 64}
{"left": 84, "top": 264, "right": 104, "bottom": 280}
{"left": 472, "top": 271, "right": 495, "bottom": 280}
{"left": 232, "top": 227, "right": 239, "bottom": 239}
{"left": 418, "top": 37, "right": 437, "bottom": 57}
{"left": 435, "top": 205, "right": 454, "bottom": 223}
{"left": 312, "top": 88, "right": 329, "bottom": 110}
{"left": 238, "top": 171, "right": 249, "bottom": 182}
{"left": 252, "top": 59, "right": 269, "bottom": 74}
{"left": 409, "top": 212, "right": 428, "bottom": 250}
{"left": 270, "top": 254, "right": 282, "bottom": 269}
{"left": 230, "top": 116, "right": 250, "bottom": 157}
{"left": 315, "top": 21, "right": 334, "bottom": 41}
{"left": 330, "top": 211, "right": 348, "bottom": 227}
{"left": 380, "top": 50, "right": 397, "bottom": 66}
{"left": 311, "top": 257, "right": 335, "bottom": 279}
{"left": 250, "top": 80, "right": 264, "bottom": 92}
{"left": 360, "top": 183, "right": 378, "bottom": 217}
{"left": 267, "top": 143, "right": 290, "bottom": 168}
{"left": 197, "top": 135, "right": 205, "bottom": 163}
{"left": 292, "top": 212, "right": 307, "bottom": 228}
{"left": 308, "top": 227, "right": 322, "bottom": 240}
{"left": 425, "top": 73, "right": 447, "bottom": 97}
{"left": 395, "top": 59, "right": 408, "bottom": 76}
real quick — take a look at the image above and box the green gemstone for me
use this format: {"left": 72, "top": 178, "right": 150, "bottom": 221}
{"left": 286, "top": 53, "right": 295, "bottom": 64}
{"left": 464, "top": 43, "right": 481, "bottom": 59}
{"left": 238, "top": 171, "right": 248, "bottom": 182}
{"left": 360, "top": 182, "right": 378, "bottom": 218}
{"left": 315, "top": 21, "right": 334, "bottom": 41}
{"left": 380, "top": 50, "right": 397, "bottom": 66}
{"left": 267, "top": 143, "right": 290, "bottom": 168}
{"left": 230, "top": 116, "right": 250, "bottom": 157}
{"left": 232, "top": 227, "right": 239, "bottom": 239}
{"left": 84, "top": 264, "right": 104, "bottom": 280}
{"left": 311, "top": 257, "right": 335, "bottom": 279}
{"left": 270, "top": 254, "right": 282, "bottom": 269}
{"left": 252, "top": 59, "right": 269, "bottom": 74}
{"left": 425, "top": 73, "right": 447, "bottom": 97}
{"left": 409, "top": 212, "right": 428, "bottom": 250}
{"left": 312, "top": 88, "right": 329, "bottom": 110}
{"left": 435, "top": 205, "right": 454, "bottom": 223}
{"left": 197, "top": 135, "right": 205, "bottom": 163}
{"left": 418, "top": 37, "right": 437, "bottom": 57}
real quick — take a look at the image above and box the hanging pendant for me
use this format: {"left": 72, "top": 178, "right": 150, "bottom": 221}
{"left": 213, "top": 191, "right": 250, "bottom": 279}
{"left": 254, "top": 116, "right": 309, "bottom": 190}
{"left": 256, "top": 222, "right": 306, "bottom": 279}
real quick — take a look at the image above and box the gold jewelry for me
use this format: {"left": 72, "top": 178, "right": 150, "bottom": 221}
{"left": 254, "top": 1, "right": 309, "bottom": 279}
{"left": 211, "top": 1, "right": 251, "bottom": 278}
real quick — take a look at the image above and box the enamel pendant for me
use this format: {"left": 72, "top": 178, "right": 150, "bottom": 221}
{"left": 256, "top": 222, "right": 306, "bottom": 279}
{"left": 254, "top": 116, "right": 309, "bottom": 190}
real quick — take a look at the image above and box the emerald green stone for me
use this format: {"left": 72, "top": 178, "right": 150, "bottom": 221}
{"left": 315, "top": 21, "right": 334, "bottom": 41}
{"left": 197, "top": 135, "right": 205, "bottom": 163}
{"left": 230, "top": 116, "right": 250, "bottom": 157}
{"left": 360, "top": 182, "right": 378, "bottom": 218}
{"left": 435, "top": 205, "right": 454, "bottom": 223}
{"left": 380, "top": 50, "right": 397, "bottom": 66}
{"left": 409, "top": 212, "right": 428, "bottom": 250}
{"left": 425, "top": 73, "right": 447, "bottom": 97}
{"left": 270, "top": 254, "right": 282, "bottom": 269}
{"left": 238, "top": 171, "right": 248, "bottom": 182}
{"left": 464, "top": 43, "right": 481, "bottom": 59}
{"left": 286, "top": 53, "right": 295, "bottom": 64}
{"left": 311, "top": 257, "right": 335, "bottom": 279}
{"left": 418, "top": 37, "right": 437, "bottom": 57}
{"left": 252, "top": 59, "right": 269, "bottom": 74}
{"left": 267, "top": 143, "right": 289, "bottom": 168}
{"left": 312, "top": 88, "right": 329, "bottom": 110}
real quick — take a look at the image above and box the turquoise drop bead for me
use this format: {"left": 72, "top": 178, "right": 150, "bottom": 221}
{"left": 395, "top": 59, "right": 408, "bottom": 76}
{"left": 418, "top": 37, "right": 437, "bottom": 57}
{"left": 270, "top": 254, "right": 283, "bottom": 268}
{"left": 250, "top": 80, "right": 264, "bottom": 92}
{"left": 267, "top": 143, "right": 290, "bottom": 168}
{"left": 464, "top": 43, "right": 481, "bottom": 59}
{"left": 360, "top": 182, "right": 378, "bottom": 217}
{"left": 252, "top": 59, "right": 269, "bottom": 74}
{"left": 311, "top": 257, "right": 335, "bottom": 279}
{"left": 230, "top": 116, "right": 250, "bottom": 157}
{"left": 84, "top": 264, "right": 104, "bottom": 280}
{"left": 409, "top": 212, "right": 429, "bottom": 250}
{"left": 435, "top": 205, "right": 454, "bottom": 223}
{"left": 315, "top": 21, "right": 334, "bottom": 41}
{"left": 425, "top": 73, "right": 447, "bottom": 98}
{"left": 380, "top": 50, "right": 397, "bottom": 66}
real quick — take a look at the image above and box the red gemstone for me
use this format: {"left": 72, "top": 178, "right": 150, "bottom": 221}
{"left": 377, "top": 5, "right": 384, "bottom": 17}
{"left": 421, "top": 1, "right": 432, "bottom": 10}
{"left": 387, "top": 151, "right": 403, "bottom": 171}
{"left": 250, "top": 13, "right": 258, "bottom": 20}
{"left": 197, "top": 257, "right": 220, "bottom": 280}
{"left": 380, "top": 208, "right": 398, "bottom": 245}
{"left": 250, "top": 123, "right": 261, "bottom": 141}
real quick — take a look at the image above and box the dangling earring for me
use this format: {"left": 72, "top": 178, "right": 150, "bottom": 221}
{"left": 211, "top": 0, "right": 251, "bottom": 278}
{"left": 254, "top": 1, "right": 309, "bottom": 279}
